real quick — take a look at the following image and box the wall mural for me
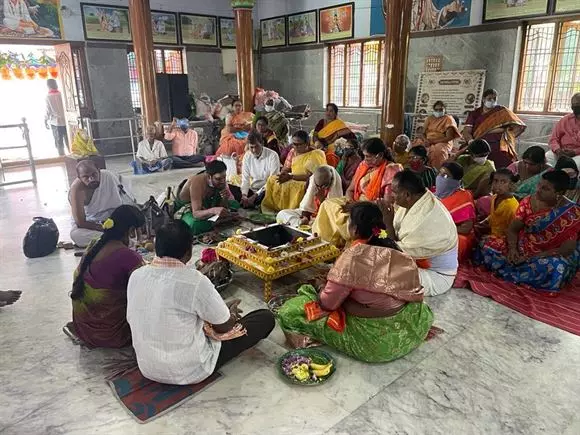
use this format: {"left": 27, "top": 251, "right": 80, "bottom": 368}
{"left": 0, "top": 0, "right": 62, "bottom": 39}
{"left": 179, "top": 13, "right": 217, "bottom": 46}
{"left": 288, "top": 10, "right": 317, "bottom": 45}
{"left": 319, "top": 2, "right": 354, "bottom": 42}
{"left": 260, "top": 16, "right": 286, "bottom": 48}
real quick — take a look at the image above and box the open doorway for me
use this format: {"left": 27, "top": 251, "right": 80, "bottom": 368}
{"left": 0, "top": 44, "right": 63, "bottom": 162}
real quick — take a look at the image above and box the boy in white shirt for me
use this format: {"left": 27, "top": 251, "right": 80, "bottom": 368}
{"left": 127, "top": 220, "right": 275, "bottom": 385}
{"left": 132, "top": 125, "right": 172, "bottom": 174}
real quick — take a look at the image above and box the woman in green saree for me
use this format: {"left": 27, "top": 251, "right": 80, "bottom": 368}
{"left": 277, "top": 202, "right": 433, "bottom": 363}
{"left": 507, "top": 146, "right": 550, "bottom": 199}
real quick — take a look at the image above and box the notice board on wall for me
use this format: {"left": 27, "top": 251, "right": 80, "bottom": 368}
{"left": 412, "top": 69, "right": 486, "bottom": 139}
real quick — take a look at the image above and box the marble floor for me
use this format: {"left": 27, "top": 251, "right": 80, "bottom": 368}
{"left": 1, "top": 161, "right": 580, "bottom": 435}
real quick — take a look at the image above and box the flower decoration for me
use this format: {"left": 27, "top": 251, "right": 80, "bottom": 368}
{"left": 372, "top": 227, "right": 388, "bottom": 239}
{"left": 102, "top": 218, "right": 115, "bottom": 230}
{"left": 296, "top": 237, "right": 304, "bottom": 243}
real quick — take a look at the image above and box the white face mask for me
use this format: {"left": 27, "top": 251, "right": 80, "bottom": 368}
{"left": 433, "top": 111, "right": 444, "bottom": 118}
{"left": 484, "top": 100, "right": 497, "bottom": 109}
{"left": 472, "top": 156, "right": 488, "bottom": 165}
{"left": 265, "top": 105, "right": 274, "bottom": 113}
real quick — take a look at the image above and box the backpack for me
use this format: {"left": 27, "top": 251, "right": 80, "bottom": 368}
{"left": 23, "top": 217, "right": 60, "bottom": 258}
{"left": 141, "top": 196, "right": 170, "bottom": 238}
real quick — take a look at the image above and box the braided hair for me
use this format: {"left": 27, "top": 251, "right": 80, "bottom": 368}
{"left": 349, "top": 202, "right": 401, "bottom": 250}
{"left": 70, "top": 205, "right": 145, "bottom": 300}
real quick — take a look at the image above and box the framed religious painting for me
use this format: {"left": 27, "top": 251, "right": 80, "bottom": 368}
{"left": 288, "top": 10, "right": 317, "bottom": 45}
{"left": 555, "top": 0, "right": 580, "bottom": 14}
{"left": 219, "top": 17, "right": 236, "bottom": 48}
{"left": 179, "top": 13, "right": 218, "bottom": 47}
{"left": 319, "top": 2, "right": 354, "bottom": 42}
{"left": 151, "top": 11, "right": 178, "bottom": 45}
{"left": 260, "top": 16, "right": 287, "bottom": 48}
{"left": 0, "top": 0, "right": 63, "bottom": 39}
{"left": 81, "top": 3, "right": 131, "bottom": 42}
{"left": 411, "top": 0, "right": 472, "bottom": 32}
{"left": 483, "top": 0, "right": 549, "bottom": 22}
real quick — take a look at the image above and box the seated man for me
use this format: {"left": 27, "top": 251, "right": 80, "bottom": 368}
{"left": 229, "top": 130, "right": 280, "bottom": 208}
{"left": 174, "top": 160, "right": 240, "bottom": 235}
{"left": 382, "top": 170, "right": 459, "bottom": 297}
{"left": 277, "top": 165, "right": 343, "bottom": 227}
{"left": 127, "top": 220, "right": 275, "bottom": 385}
{"left": 165, "top": 118, "right": 205, "bottom": 169}
{"left": 546, "top": 93, "right": 580, "bottom": 167}
{"left": 131, "top": 125, "right": 172, "bottom": 174}
{"left": 69, "top": 160, "right": 132, "bottom": 248}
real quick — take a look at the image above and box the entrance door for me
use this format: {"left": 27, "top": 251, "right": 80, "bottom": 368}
{"left": 54, "top": 43, "right": 94, "bottom": 142}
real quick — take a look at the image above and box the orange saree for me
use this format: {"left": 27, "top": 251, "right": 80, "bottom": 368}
{"left": 424, "top": 115, "right": 461, "bottom": 169}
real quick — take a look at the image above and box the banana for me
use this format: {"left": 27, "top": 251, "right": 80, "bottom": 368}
{"left": 309, "top": 362, "right": 330, "bottom": 370}
{"left": 312, "top": 363, "right": 333, "bottom": 377}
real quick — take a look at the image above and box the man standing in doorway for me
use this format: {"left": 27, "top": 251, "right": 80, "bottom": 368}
{"left": 45, "top": 79, "right": 69, "bottom": 156}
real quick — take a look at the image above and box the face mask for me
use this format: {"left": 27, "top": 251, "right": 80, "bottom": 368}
{"left": 265, "top": 105, "right": 274, "bottom": 113}
{"left": 435, "top": 176, "right": 461, "bottom": 199}
{"left": 484, "top": 100, "right": 497, "bottom": 109}
{"left": 572, "top": 105, "right": 580, "bottom": 116}
{"left": 409, "top": 160, "right": 423, "bottom": 171}
{"left": 472, "top": 156, "right": 487, "bottom": 165}
{"left": 433, "top": 111, "right": 444, "bottom": 118}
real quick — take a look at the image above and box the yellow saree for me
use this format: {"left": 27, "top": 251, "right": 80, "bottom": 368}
{"left": 423, "top": 115, "right": 461, "bottom": 169}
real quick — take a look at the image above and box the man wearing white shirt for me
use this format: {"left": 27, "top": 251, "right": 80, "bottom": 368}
{"left": 131, "top": 125, "right": 172, "bottom": 174}
{"left": 231, "top": 130, "right": 280, "bottom": 208}
{"left": 127, "top": 221, "right": 275, "bottom": 385}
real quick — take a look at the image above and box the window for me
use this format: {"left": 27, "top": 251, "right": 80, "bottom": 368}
{"left": 517, "top": 19, "right": 580, "bottom": 114}
{"left": 328, "top": 40, "right": 384, "bottom": 108}
{"left": 127, "top": 48, "right": 186, "bottom": 110}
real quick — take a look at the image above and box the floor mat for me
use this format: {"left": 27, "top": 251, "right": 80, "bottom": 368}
{"left": 107, "top": 367, "right": 223, "bottom": 423}
{"left": 455, "top": 263, "right": 580, "bottom": 336}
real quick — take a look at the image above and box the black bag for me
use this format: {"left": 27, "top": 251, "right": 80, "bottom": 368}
{"left": 141, "top": 196, "right": 170, "bottom": 237}
{"left": 23, "top": 217, "right": 60, "bottom": 258}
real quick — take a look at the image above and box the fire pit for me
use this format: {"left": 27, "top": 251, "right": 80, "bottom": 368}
{"left": 216, "top": 224, "right": 340, "bottom": 300}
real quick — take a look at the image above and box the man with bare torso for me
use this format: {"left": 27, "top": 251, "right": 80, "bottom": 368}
{"left": 175, "top": 160, "right": 239, "bottom": 235}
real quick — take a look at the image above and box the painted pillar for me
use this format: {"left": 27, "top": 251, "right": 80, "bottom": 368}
{"left": 128, "top": 0, "right": 160, "bottom": 125}
{"left": 232, "top": 0, "right": 255, "bottom": 112}
{"left": 380, "top": 0, "right": 412, "bottom": 145}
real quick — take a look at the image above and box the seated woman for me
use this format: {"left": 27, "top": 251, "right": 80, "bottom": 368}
{"left": 462, "top": 88, "right": 526, "bottom": 169}
{"left": 216, "top": 99, "right": 253, "bottom": 171}
{"left": 421, "top": 101, "right": 462, "bottom": 169}
{"left": 261, "top": 130, "right": 326, "bottom": 213}
{"left": 278, "top": 202, "right": 433, "bottom": 363}
{"left": 436, "top": 162, "right": 476, "bottom": 263}
{"left": 475, "top": 170, "right": 580, "bottom": 292}
{"left": 313, "top": 138, "right": 403, "bottom": 247}
{"left": 393, "top": 134, "right": 411, "bottom": 167}
{"left": 255, "top": 116, "right": 281, "bottom": 158}
{"left": 507, "top": 146, "right": 550, "bottom": 199}
{"left": 555, "top": 156, "right": 580, "bottom": 203}
{"left": 408, "top": 145, "right": 438, "bottom": 190}
{"left": 335, "top": 137, "right": 362, "bottom": 192}
{"left": 313, "top": 103, "right": 356, "bottom": 167}
{"left": 455, "top": 139, "right": 496, "bottom": 198}
{"left": 65, "top": 205, "right": 145, "bottom": 348}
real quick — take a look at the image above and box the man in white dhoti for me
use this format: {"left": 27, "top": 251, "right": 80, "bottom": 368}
{"left": 2, "top": 0, "right": 53, "bottom": 36}
{"left": 69, "top": 161, "right": 134, "bottom": 247}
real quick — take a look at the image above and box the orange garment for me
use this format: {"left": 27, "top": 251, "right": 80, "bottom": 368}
{"left": 472, "top": 107, "right": 526, "bottom": 160}
{"left": 164, "top": 129, "right": 198, "bottom": 156}
{"left": 217, "top": 112, "right": 253, "bottom": 171}
{"left": 440, "top": 189, "right": 477, "bottom": 263}
{"left": 352, "top": 161, "right": 394, "bottom": 201}
{"left": 424, "top": 115, "right": 461, "bottom": 169}
{"left": 326, "top": 150, "right": 340, "bottom": 168}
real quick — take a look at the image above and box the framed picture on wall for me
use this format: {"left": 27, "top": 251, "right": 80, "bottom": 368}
{"left": 179, "top": 13, "right": 218, "bottom": 46}
{"left": 260, "top": 16, "right": 287, "bottom": 48}
{"left": 319, "top": 2, "right": 355, "bottom": 42}
{"left": 483, "top": 0, "right": 549, "bottom": 22}
{"left": 287, "top": 10, "right": 317, "bottom": 45}
{"left": 555, "top": 0, "right": 580, "bottom": 14}
{"left": 81, "top": 3, "right": 131, "bottom": 42}
{"left": 151, "top": 11, "right": 178, "bottom": 45}
{"left": 0, "top": 0, "right": 62, "bottom": 39}
{"left": 411, "top": 0, "right": 472, "bottom": 31}
{"left": 219, "top": 17, "right": 236, "bottom": 48}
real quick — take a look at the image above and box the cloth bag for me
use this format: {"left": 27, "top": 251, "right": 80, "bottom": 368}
{"left": 23, "top": 217, "right": 59, "bottom": 258}
{"left": 140, "top": 196, "right": 170, "bottom": 237}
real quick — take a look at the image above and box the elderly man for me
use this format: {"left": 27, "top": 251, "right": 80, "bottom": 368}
{"left": 175, "top": 160, "right": 239, "bottom": 235}
{"left": 393, "top": 134, "right": 411, "bottom": 167}
{"left": 277, "top": 165, "right": 343, "bottom": 227}
{"left": 165, "top": 118, "right": 205, "bottom": 169}
{"left": 229, "top": 130, "right": 280, "bottom": 208}
{"left": 132, "top": 125, "right": 172, "bottom": 174}
{"left": 381, "top": 169, "right": 458, "bottom": 296}
{"left": 69, "top": 160, "right": 132, "bottom": 247}
{"left": 546, "top": 93, "right": 580, "bottom": 167}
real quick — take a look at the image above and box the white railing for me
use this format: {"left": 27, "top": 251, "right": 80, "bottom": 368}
{"left": 0, "top": 118, "right": 37, "bottom": 187}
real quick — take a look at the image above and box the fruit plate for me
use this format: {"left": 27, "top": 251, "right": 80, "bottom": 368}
{"left": 277, "top": 348, "right": 336, "bottom": 386}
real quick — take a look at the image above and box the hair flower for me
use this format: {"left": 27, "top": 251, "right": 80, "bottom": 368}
{"left": 372, "top": 227, "right": 388, "bottom": 239}
{"left": 102, "top": 218, "right": 115, "bottom": 230}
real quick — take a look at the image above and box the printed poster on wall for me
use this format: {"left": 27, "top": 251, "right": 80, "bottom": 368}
{"left": 260, "top": 16, "right": 286, "bottom": 48}
{"left": 179, "top": 13, "right": 217, "bottom": 46}
{"left": 412, "top": 70, "right": 486, "bottom": 138}
{"left": 151, "top": 11, "right": 178, "bottom": 45}
{"left": 0, "top": 0, "right": 62, "bottom": 39}
{"left": 483, "top": 0, "right": 549, "bottom": 21}
{"left": 81, "top": 3, "right": 131, "bottom": 42}
{"left": 555, "top": 0, "right": 580, "bottom": 13}
{"left": 319, "top": 2, "right": 354, "bottom": 42}
{"left": 219, "top": 17, "right": 235, "bottom": 48}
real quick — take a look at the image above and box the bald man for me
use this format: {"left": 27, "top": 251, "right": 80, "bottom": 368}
{"left": 277, "top": 165, "right": 343, "bottom": 227}
{"left": 546, "top": 93, "right": 580, "bottom": 167}
{"left": 69, "top": 161, "right": 131, "bottom": 247}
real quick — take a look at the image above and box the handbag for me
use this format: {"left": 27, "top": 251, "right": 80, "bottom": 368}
{"left": 23, "top": 217, "right": 60, "bottom": 258}
{"left": 140, "top": 196, "right": 170, "bottom": 237}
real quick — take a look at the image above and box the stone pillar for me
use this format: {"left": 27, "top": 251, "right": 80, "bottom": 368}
{"left": 129, "top": 0, "right": 160, "bottom": 126}
{"left": 232, "top": 0, "right": 255, "bottom": 112}
{"left": 380, "top": 0, "right": 412, "bottom": 146}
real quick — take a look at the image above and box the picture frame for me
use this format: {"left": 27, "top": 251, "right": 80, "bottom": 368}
{"left": 0, "top": 0, "right": 62, "bottom": 40}
{"left": 411, "top": 0, "right": 472, "bottom": 32}
{"left": 179, "top": 13, "right": 218, "bottom": 47}
{"left": 319, "top": 2, "right": 355, "bottom": 42}
{"left": 554, "top": 0, "right": 580, "bottom": 14}
{"left": 287, "top": 10, "right": 318, "bottom": 45}
{"left": 81, "top": 3, "right": 131, "bottom": 42}
{"left": 483, "top": 0, "right": 549, "bottom": 22}
{"left": 260, "top": 15, "right": 287, "bottom": 48}
{"left": 219, "top": 17, "right": 236, "bottom": 48}
{"left": 151, "top": 10, "right": 178, "bottom": 45}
